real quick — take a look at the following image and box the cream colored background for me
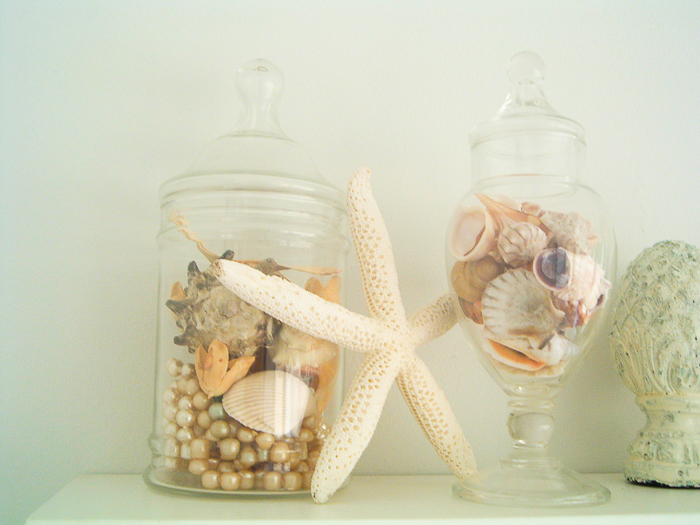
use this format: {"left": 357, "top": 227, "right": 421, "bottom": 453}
{"left": 2, "top": 1, "right": 699, "bottom": 523}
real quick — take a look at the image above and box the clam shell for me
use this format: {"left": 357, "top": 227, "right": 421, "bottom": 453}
{"left": 481, "top": 268, "right": 565, "bottom": 339}
{"left": 497, "top": 221, "right": 547, "bottom": 267}
{"left": 534, "top": 248, "right": 611, "bottom": 317}
{"left": 449, "top": 205, "right": 496, "bottom": 262}
{"left": 222, "top": 370, "right": 310, "bottom": 437}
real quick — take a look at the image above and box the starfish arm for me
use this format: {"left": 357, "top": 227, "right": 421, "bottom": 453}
{"left": 408, "top": 293, "right": 457, "bottom": 347}
{"left": 347, "top": 168, "right": 406, "bottom": 325}
{"left": 396, "top": 353, "right": 477, "bottom": 479}
{"left": 212, "top": 259, "right": 390, "bottom": 353}
{"left": 311, "top": 348, "right": 402, "bottom": 503}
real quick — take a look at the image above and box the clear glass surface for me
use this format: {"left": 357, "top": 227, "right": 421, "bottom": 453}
{"left": 145, "top": 59, "right": 349, "bottom": 496}
{"left": 447, "top": 52, "right": 615, "bottom": 507}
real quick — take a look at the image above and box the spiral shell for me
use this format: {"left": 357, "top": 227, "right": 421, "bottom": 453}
{"left": 497, "top": 222, "right": 548, "bottom": 267}
{"left": 481, "top": 268, "right": 565, "bottom": 339}
{"left": 222, "top": 370, "right": 310, "bottom": 437}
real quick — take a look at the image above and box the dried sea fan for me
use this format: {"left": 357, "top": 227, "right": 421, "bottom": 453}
{"left": 166, "top": 251, "right": 272, "bottom": 357}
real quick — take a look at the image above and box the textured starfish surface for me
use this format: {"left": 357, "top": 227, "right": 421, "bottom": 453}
{"left": 212, "top": 168, "right": 476, "bottom": 503}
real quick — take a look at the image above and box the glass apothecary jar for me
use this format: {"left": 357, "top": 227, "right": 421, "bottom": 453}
{"left": 446, "top": 52, "right": 616, "bottom": 506}
{"left": 145, "top": 59, "right": 349, "bottom": 495}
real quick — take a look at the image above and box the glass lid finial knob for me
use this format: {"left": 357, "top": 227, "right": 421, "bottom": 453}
{"left": 234, "top": 58, "right": 287, "bottom": 138}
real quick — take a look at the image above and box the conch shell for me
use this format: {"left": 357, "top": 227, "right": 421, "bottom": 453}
{"left": 481, "top": 268, "right": 565, "bottom": 340}
{"left": 195, "top": 339, "right": 256, "bottom": 398}
{"left": 533, "top": 248, "right": 610, "bottom": 326}
{"left": 222, "top": 370, "right": 310, "bottom": 437}
{"left": 497, "top": 221, "right": 547, "bottom": 267}
{"left": 476, "top": 194, "right": 548, "bottom": 233}
{"left": 451, "top": 255, "right": 505, "bottom": 324}
{"left": 448, "top": 206, "right": 496, "bottom": 262}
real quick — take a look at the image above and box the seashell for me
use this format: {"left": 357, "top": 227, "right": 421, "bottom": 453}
{"left": 448, "top": 205, "right": 496, "bottom": 262}
{"left": 451, "top": 255, "right": 505, "bottom": 323}
{"left": 222, "top": 370, "right": 310, "bottom": 437}
{"left": 486, "top": 331, "right": 575, "bottom": 367}
{"left": 475, "top": 193, "right": 548, "bottom": 232}
{"left": 166, "top": 257, "right": 271, "bottom": 357}
{"left": 270, "top": 325, "right": 338, "bottom": 369}
{"left": 497, "top": 222, "right": 548, "bottom": 267}
{"left": 539, "top": 210, "right": 599, "bottom": 255}
{"left": 481, "top": 268, "right": 566, "bottom": 339}
{"left": 195, "top": 339, "right": 256, "bottom": 397}
{"left": 533, "top": 248, "right": 611, "bottom": 325}
{"left": 483, "top": 338, "right": 547, "bottom": 371}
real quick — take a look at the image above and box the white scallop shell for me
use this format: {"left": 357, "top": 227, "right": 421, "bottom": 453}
{"left": 481, "top": 268, "right": 565, "bottom": 339}
{"left": 497, "top": 221, "right": 548, "bottom": 267}
{"left": 448, "top": 205, "right": 496, "bottom": 262}
{"left": 222, "top": 370, "right": 310, "bottom": 437}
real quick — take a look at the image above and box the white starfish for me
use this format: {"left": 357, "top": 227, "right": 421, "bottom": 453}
{"left": 212, "top": 168, "right": 476, "bottom": 503}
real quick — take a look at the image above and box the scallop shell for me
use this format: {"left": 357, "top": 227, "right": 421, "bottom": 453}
{"left": 539, "top": 210, "right": 599, "bottom": 255}
{"left": 451, "top": 255, "right": 505, "bottom": 323}
{"left": 448, "top": 205, "right": 496, "bottom": 262}
{"left": 481, "top": 268, "right": 565, "bottom": 339}
{"left": 534, "top": 248, "right": 611, "bottom": 323}
{"left": 497, "top": 222, "right": 548, "bottom": 267}
{"left": 222, "top": 370, "right": 310, "bottom": 437}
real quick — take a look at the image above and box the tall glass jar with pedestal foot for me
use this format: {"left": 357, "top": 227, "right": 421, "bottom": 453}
{"left": 145, "top": 59, "right": 349, "bottom": 496}
{"left": 446, "top": 52, "right": 616, "bottom": 507}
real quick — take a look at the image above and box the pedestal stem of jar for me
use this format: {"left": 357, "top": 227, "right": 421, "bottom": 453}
{"left": 507, "top": 397, "right": 555, "bottom": 457}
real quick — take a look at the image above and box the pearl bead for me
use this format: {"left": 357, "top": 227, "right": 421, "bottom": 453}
{"left": 177, "top": 377, "right": 188, "bottom": 393}
{"left": 192, "top": 392, "right": 211, "bottom": 411}
{"left": 302, "top": 471, "right": 313, "bottom": 490}
{"left": 197, "top": 411, "right": 212, "bottom": 429}
{"left": 236, "top": 427, "right": 255, "bottom": 443}
{"left": 298, "top": 428, "right": 314, "bottom": 443}
{"left": 219, "top": 438, "right": 240, "bottom": 460}
{"left": 188, "top": 459, "right": 208, "bottom": 476}
{"left": 210, "top": 420, "right": 230, "bottom": 440}
{"left": 163, "top": 404, "right": 178, "bottom": 422}
{"left": 255, "top": 433, "right": 275, "bottom": 450}
{"left": 302, "top": 415, "right": 320, "bottom": 430}
{"left": 180, "top": 443, "right": 191, "bottom": 460}
{"left": 175, "top": 428, "right": 193, "bottom": 443}
{"left": 166, "top": 358, "right": 182, "bottom": 377}
{"left": 269, "top": 442, "right": 291, "bottom": 463}
{"left": 201, "top": 470, "right": 220, "bottom": 490}
{"left": 283, "top": 472, "right": 302, "bottom": 491}
{"left": 220, "top": 472, "right": 241, "bottom": 491}
{"left": 175, "top": 409, "right": 195, "bottom": 428}
{"left": 178, "top": 396, "right": 193, "bottom": 411}
{"left": 263, "top": 471, "right": 282, "bottom": 491}
{"left": 239, "top": 470, "right": 255, "bottom": 490}
{"left": 208, "top": 402, "right": 225, "bottom": 420}
{"left": 239, "top": 445, "right": 257, "bottom": 468}
{"left": 163, "top": 422, "right": 178, "bottom": 437}
{"left": 218, "top": 462, "right": 234, "bottom": 473}
{"left": 162, "top": 388, "right": 179, "bottom": 404}
{"left": 185, "top": 378, "right": 200, "bottom": 396}
{"left": 189, "top": 438, "right": 210, "bottom": 459}
{"left": 180, "top": 363, "right": 195, "bottom": 378}
{"left": 163, "top": 437, "right": 180, "bottom": 458}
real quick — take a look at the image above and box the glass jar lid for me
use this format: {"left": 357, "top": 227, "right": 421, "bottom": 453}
{"left": 160, "top": 59, "right": 343, "bottom": 206}
{"left": 469, "top": 52, "right": 587, "bottom": 183}
{"left": 470, "top": 51, "right": 585, "bottom": 146}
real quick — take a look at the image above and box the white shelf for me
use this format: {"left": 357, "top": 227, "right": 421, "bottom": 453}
{"left": 26, "top": 474, "right": 699, "bottom": 524}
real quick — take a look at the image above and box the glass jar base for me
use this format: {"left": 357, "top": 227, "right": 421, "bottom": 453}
{"left": 452, "top": 456, "right": 610, "bottom": 507}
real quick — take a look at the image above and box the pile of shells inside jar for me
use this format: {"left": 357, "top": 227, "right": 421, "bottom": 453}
{"left": 160, "top": 358, "right": 330, "bottom": 491}
{"left": 158, "top": 250, "right": 341, "bottom": 492}
{"left": 448, "top": 193, "right": 610, "bottom": 377}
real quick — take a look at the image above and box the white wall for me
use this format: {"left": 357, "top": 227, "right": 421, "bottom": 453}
{"left": 2, "top": 1, "right": 699, "bottom": 522}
